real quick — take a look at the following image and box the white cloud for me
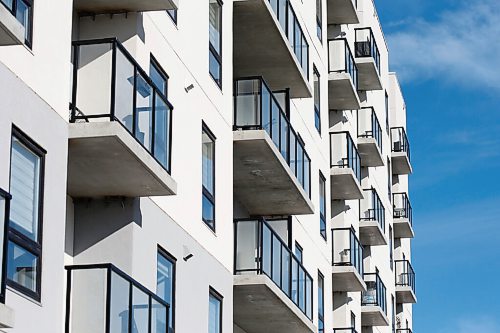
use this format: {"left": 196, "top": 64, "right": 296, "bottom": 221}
{"left": 438, "top": 316, "right": 500, "bottom": 333}
{"left": 387, "top": 0, "right": 500, "bottom": 90}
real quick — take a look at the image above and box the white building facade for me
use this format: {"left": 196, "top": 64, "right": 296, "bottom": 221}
{"left": 0, "top": 0, "right": 416, "bottom": 332}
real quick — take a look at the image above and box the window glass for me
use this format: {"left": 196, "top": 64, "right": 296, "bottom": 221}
{"left": 209, "top": 0, "right": 221, "bottom": 54}
{"left": 313, "top": 68, "right": 321, "bottom": 133}
{"left": 319, "top": 173, "right": 326, "bottom": 239}
{"left": 202, "top": 126, "right": 216, "bottom": 229}
{"left": 208, "top": 290, "right": 222, "bottom": 333}
{"left": 6, "top": 241, "right": 37, "bottom": 292}
{"left": 167, "top": 9, "right": 177, "bottom": 23}
{"left": 318, "top": 272, "right": 324, "bottom": 333}
{"left": 150, "top": 60, "right": 168, "bottom": 97}
{"left": 157, "top": 251, "right": 176, "bottom": 333}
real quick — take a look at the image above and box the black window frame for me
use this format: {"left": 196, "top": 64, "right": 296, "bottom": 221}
{"left": 0, "top": 0, "right": 33, "bottom": 47}
{"left": 318, "top": 270, "right": 325, "bottom": 333}
{"left": 208, "top": 0, "right": 223, "bottom": 89}
{"left": 313, "top": 66, "right": 321, "bottom": 134}
{"left": 208, "top": 286, "right": 223, "bottom": 333}
{"left": 150, "top": 54, "right": 170, "bottom": 99}
{"left": 167, "top": 9, "right": 178, "bottom": 24}
{"left": 157, "top": 245, "right": 177, "bottom": 333}
{"left": 316, "top": 0, "right": 322, "bottom": 42}
{"left": 295, "top": 242, "right": 303, "bottom": 264}
{"left": 319, "top": 172, "right": 327, "bottom": 240}
{"left": 202, "top": 123, "right": 216, "bottom": 231}
{"left": 0, "top": 188, "right": 11, "bottom": 304}
{"left": 8, "top": 126, "right": 45, "bottom": 302}
{"left": 389, "top": 225, "right": 393, "bottom": 271}
{"left": 385, "top": 91, "right": 390, "bottom": 134}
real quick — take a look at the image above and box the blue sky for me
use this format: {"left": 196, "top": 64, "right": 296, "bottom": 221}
{"left": 376, "top": 0, "right": 500, "bottom": 331}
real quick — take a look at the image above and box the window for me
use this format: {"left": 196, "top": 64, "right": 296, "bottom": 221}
{"left": 351, "top": 311, "right": 356, "bottom": 329}
{"left": 202, "top": 124, "right": 216, "bottom": 230}
{"left": 208, "top": 288, "right": 222, "bottom": 333}
{"left": 385, "top": 91, "right": 389, "bottom": 134}
{"left": 209, "top": 0, "right": 222, "bottom": 87}
{"left": 318, "top": 271, "right": 324, "bottom": 333}
{"left": 167, "top": 9, "right": 178, "bottom": 24}
{"left": 157, "top": 247, "right": 176, "bottom": 333}
{"left": 0, "top": 0, "right": 33, "bottom": 46}
{"left": 389, "top": 226, "right": 393, "bottom": 271}
{"left": 387, "top": 157, "right": 392, "bottom": 201}
{"left": 150, "top": 56, "right": 169, "bottom": 98}
{"left": 319, "top": 172, "right": 326, "bottom": 240}
{"left": 8, "top": 127, "right": 45, "bottom": 301}
{"left": 316, "top": 0, "right": 322, "bottom": 42}
{"left": 295, "top": 242, "right": 303, "bottom": 264}
{"left": 391, "top": 295, "right": 396, "bottom": 333}
{"left": 313, "top": 66, "right": 321, "bottom": 134}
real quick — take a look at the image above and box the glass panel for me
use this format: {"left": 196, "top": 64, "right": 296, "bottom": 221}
{"left": 10, "top": 137, "right": 40, "bottom": 241}
{"left": 289, "top": 132, "right": 297, "bottom": 176}
{"left": 209, "top": 0, "right": 221, "bottom": 54}
{"left": 271, "top": 235, "right": 281, "bottom": 286}
{"left": 280, "top": 116, "right": 289, "bottom": 161}
{"left": 6, "top": 241, "right": 37, "bottom": 292}
{"left": 157, "top": 253, "right": 174, "bottom": 332}
{"left": 154, "top": 94, "right": 170, "bottom": 169}
{"left": 202, "top": 130, "right": 215, "bottom": 194}
{"left": 132, "top": 287, "right": 149, "bottom": 333}
{"left": 208, "top": 293, "right": 221, "bottom": 333}
{"left": 281, "top": 248, "right": 290, "bottom": 296}
{"left": 304, "top": 156, "right": 310, "bottom": 197}
{"left": 271, "top": 100, "right": 280, "bottom": 147}
{"left": 0, "top": 197, "right": 5, "bottom": 286}
{"left": 15, "top": 0, "right": 31, "bottom": 42}
{"left": 298, "top": 267, "right": 305, "bottom": 312}
{"left": 296, "top": 143, "right": 304, "bottom": 186}
{"left": 135, "top": 73, "right": 153, "bottom": 151}
{"left": 294, "top": 19, "right": 302, "bottom": 64}
{"left": 114, "top": 49, "right": 135, "bottom": 132}
{"left": 235, "top": 221, "right": 259, "bottom": 273}
{"left": 202, "top": 194, "right": 215, "bottom": 229}
{"left": 262, "top": 224, "right": 272, "bottom": 276}
{"left": 151, "top": 299, "right": 167, "bottom": 333}
{"left": 306, "top": 275, "right": 312, "bottom": 319}
{"left": 235, "top": 80, "right": 260, "bottom": 128}
{"left": 209, "top": 51, "right": 221, "bottom": 86}
{"left": 262, "top": 84, "right": 271, "bottom": 133}
{"left": 278, "top": 0, "right": 286, "bottom": 31}
{"left": 109, "top": 272, "right": 130, "bottom": 333}
{"left": 291, "top": 259, "right": 298, "bottom": 304}
{"left": 1, "top": 0, "right": 13, "bottom": 11}
{"left": 150, "top": 62, "right": 167, "bottom": 97}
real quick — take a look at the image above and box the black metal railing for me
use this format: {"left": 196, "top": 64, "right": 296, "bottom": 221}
{"left": 362, "top": 272, "right": 387, "bottom": 314}
{"left": 358, "top": 107, "right": 382, "bottom": 152}
{"left": 330, "top": 132, "right": 361, "bottom": 183}
{"left": 234, "top": 77, "right": 311, "bottom": 198}
{"left": 332, "top": 228, "right": 364, "bottom": 276}
{"left": 393, "top": 193, "right": 412, "bottom": 227}
{"left": 360, "top": 188, "right": 385, "bottom": 232}
{"left": 395, "top": 260, "right": 416, "bottom": 293}
{"left": 333, "top": 328, "right": 359, "bottom": 333}
{"left": 267, "top": 0, "right": 309, "bottom": 77}
{"left": 234, "top": 218, "right": 313, "bottom": 320}
{"left": 396, "top": 329, "right": 413, "bottom": 333}
{"left": 65, "top": 263, "right": 169, "bottom": 333}
{"left": 391, "top": 127, "right": 410, "bottom": 160}
{"left": 0, "top": 188, "right": 11, "bottom": 304}
{"left": 70, "top": 38, "right": 174, "bottom": 173}
{"left": 328, "top": 38, "right": 358, "bottom": 90}
{"left": 355, "top": 28, "right": 381, "bottom": 73}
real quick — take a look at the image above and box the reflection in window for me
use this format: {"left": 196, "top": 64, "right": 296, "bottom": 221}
{"left": 157, "top": 249, "right": 176, "bottom": 333}
{"left": 202, "top": 125, "right": 216, "bottom": 230}
{"left": 208, "top": 289, "right": 222, "bottom": 333}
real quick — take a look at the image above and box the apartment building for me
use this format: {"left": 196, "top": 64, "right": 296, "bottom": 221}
{"left": 0, "top": 0, "right": 416, "bottom": 332}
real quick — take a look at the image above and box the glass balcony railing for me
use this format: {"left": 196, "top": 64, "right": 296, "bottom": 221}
{"left": 358, "top": 107, "right": 382, "bottom": 151}
{"left": 393, "top": 193, "right": 413, "bottom": 226}
{"left": 330, "top": 132, "right": 362, "bottom": 183}
{"left": 0, "top": 188, "right": 11, "bottom": 304}
{"left": 333, "top": 328, "right": 359, "bottom": 333}
{"left": 360, "top": 188, "right": 386, "bottom": 232}
{"left": 362, "top": 272, "right": 387, "bottom": 313}
{"left": 70, "top": 38, "right": 174, "bottom": 174}
{"left": 268, "top": 0, "right": 309, "bottom": 77}
{"left": 395, "top": 260, "right": 416, "bottom": 293}
{"left": 391, "top": 127, "right": 410, "bottom": 160}
{"left": 332, "top": 227, "right": 364, "bottom": 276}
{"left": 234, "top": 218, "right": 313, "bottom": 320}
{"left": 328, "top": 38, "right": 358, "bottom": 90}
{"left": 355, "top": 28, "right": 381, "bottom": 73}
{"left": 65, "top": 263, "right": 169, "bottom": 333}
{"left": 234, "top": 77, "right": 311, "bottom": 197}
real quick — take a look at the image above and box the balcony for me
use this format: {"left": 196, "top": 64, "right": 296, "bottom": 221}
{"left": 0, "top": 2, "right": 25, "bottom": 45}
{"left": 68, "top": 38, "right": 177, "bottom": 198}
{"left": 233, "top": 78, "right": 314, "bottom": 215}
{"left": 391, "top": 127, "right": 412, "bottom": 175}
{"left": 333, "top": 328, "right": 358, "bottom": 333}
{"left": 361, "top": 272, "right": 389, "bottom": 326}
{"left": 359, "top": 189, "right": 387, "bottom": 246}
{"left": 395, "top": 260, "right": 417, "bottom": 304}
{"left": 357, "top": 108, "right": 384, "bottom": 167}
{"left": 327, "top": 39, "right": 360, "bottom": 110}
{"left": 233, "top": 0, "right": 312, "bottom": 98}
{"left": 397, "top": 329, "right": 413, "bottom": 333}
{"left": 330, "top": 132, "right": 363, "bottom": 200}
{"left": 354, "top": 28, "right": 382, "bottom": 91}
{"left": 234, "top": 219, "right": 315, "bottom": 333}
{"left": 392, "top": 193, "right": 414, "bottom": 238}
{"left": 0, "top": 189, "right": 14, "bottom": 329}
{"left": 327, "top": 0, "right": 359, "bottom": 24}
{"left": 65, "top": 264, "right": 170, "bottom": 333}
{"left": 332, "top": 228, "right": 366, "bottom": 292}
{"left": 73, "top": 0, "right": 179, "bottom": 14}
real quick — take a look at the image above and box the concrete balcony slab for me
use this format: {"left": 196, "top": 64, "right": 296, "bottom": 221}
{"left": 330, "top": 167, "right": 363, "bottom": 200}
{"left": 358, "top": 137, "right": 384, "bottom": 167}
{"left": 356, "top": 58, "right": 383, "bottom": 91}
{"left": 396, "top": 286, "right": 417, "bottom": 304}
{"left": 73, "top": 0, "right": 179, "bottom": 13}
{"left": 328, "top": 72, "right": 361, "bottom": 110}
{"left": 393, "top": 218, "right": 414, "bottom": 239}
{"left": 391, "top": 152, "right": 412, "bottom": 175}
{"left": 359, "top": 220, "right": 387, "bottom": 246}
{"left": 327, "top": 0, "right": 359, "bottom": 24}
{"left": 361, "top": 306, "right": 390, "bottom": 326}
{"left": 332, "top": 266, "right": 367, "bottom": 292}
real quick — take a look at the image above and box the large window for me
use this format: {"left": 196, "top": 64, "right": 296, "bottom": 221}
{"left": 318, "top": 271, "right": 324, "bottom": 333}
{"left": 209, "top": 0, "right": 222, "bottom": 87}
{"left": 202, "top": 124, "right": 216, "bottom": 230}
{"left": 208, "top": 288, "right": 222, "bottom": 333}
{"left": 319, "top": 172, "right": 326, "bottom": 240}
{"left": 157, "top": 247, "right": 176, "bottom": 333}
{"left": 316, "top": 0, "right": 322, "bottom": 42}
{"left": 0, "top": 0, "right": 33, "bottom": 46}
{"left": 8, "top": 127, "right": 45, "bottom": 301}
{"left": 313, "top": 66, "right": 321, "bottom": 134}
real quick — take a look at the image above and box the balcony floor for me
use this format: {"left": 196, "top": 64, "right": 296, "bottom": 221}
{"left": 356, "top": 58, "right": 383, "bottom": 91}
{"left": 327, "top": 0, "right": 359, "bottom": 24}
{"left": 358, "top": 138, "right": 384, "bottom": 167}
{"left": 73, "top": 0, "right": 179, "bottom": 13}
{"left": 67, "top": 122, "right": 177, "bottom": 198}
{"left": 393, "top": 218, "right": 414, "bottom": 238}
{"left": 359, "top": 220, "right": 387, "bottom": 246}
{"left": 391, "top": 152, "right": 413, "bottom": 175}
{"left": 328, "top": 72, "right": 361, "bottom": 110}
{"left": 332, "top": 266, "right": 367, "bottom": 292}
{"left": 396, "top": 286, "right": 417, "bottom": 304}
{"left": 330, "top": 167, "right": 363, "bottom": 200}
{"left": 0, "top": 4, "right": 24, "bottom": 46}
{"left": 234, "top": 275, "right": 316, "bottom": 333}
{"left": 361, "top": 306, "right": 390, "bottom": 326}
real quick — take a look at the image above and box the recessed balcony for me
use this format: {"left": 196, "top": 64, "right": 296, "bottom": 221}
{"left": 332, "top": 228, "right": 366, "bottom": 292}
{"left": 327, "top": 0, "right": 359, "bottom": 24}
{"left": 233, "top": 0, "right": 312, "bottom": 98}
{"left": 359, "top": 189, "right": 387, "bottom": 246}
{"left": 330, "top": 132, "right": 363, "bottom": 200}
{"left": 65, "top": 264, "right": 170, "bottom": 333}
{"left": 357, "top": 108, "right": 384, "bottom": 167}
{"left": 0, "top": 2, "right": 25, "bottom": 45}
{"left": 233, "top": 78, "right": 314, "bottom": 216}
{"left": 234, "top": 219, "right": 315, "bottom": 333}
{"left": 395, "top": 260, "right": 417, "bottom": 304}
{"left": 354, "top": 28, "right": 383, "bottom": 91}
{"left": 68, "top": 38, "right": 177, "bottom": 198}
{"left": 391, "top": 127, "right": 412, "bottom": 175}
{"left": 393, "top": 193, "right": 414, "bottom": 238}
{"left": 73, "top": 0, "right": 179, "bottom": 14}
{"left": 327, "top": 39, "right": 361, "bottom": 110}
{"left": 362, "top": 272, "right": 389, "bottom": 326}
